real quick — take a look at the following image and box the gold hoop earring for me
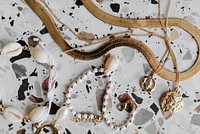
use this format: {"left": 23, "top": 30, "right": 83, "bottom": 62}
{"left": 33, "top": 123, "right": 59, "bottom": 134}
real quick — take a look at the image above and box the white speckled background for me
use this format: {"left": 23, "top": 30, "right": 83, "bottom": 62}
{"left": 0, "top": 0, "right": 200, "bottom": 134}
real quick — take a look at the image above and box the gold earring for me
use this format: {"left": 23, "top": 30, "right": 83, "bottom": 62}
{"left": 117, "top": 102, "right": 128, "bottom": 111}
{"left": 33, "top": 123, "right": 59, "bottom": 134}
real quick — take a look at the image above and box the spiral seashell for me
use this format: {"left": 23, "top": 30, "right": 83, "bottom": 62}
{"left": 3, "top": 107, "right": 23, "bottom": 123}
{"left": 29, "top": 106, "right": 49, "bottom": 123}
{"left": 1, "top": 42, "right": 23, "bottom": 57}
{"left": 54, "top": 106, "right": 69, "bottom": 122}
{"left": 104, "top": 55, "right": 119, "bottom": 75}
{"left": 30, "top": 47, "right": 49, "bottom": 64}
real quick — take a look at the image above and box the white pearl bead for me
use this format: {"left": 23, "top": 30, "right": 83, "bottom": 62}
{"left": 68, "top": 87, "right": 73, "bottom": 92}
{"left": 110, "top": 124, "right": 114, "bottom": 129}
{"left": 100, "top": 68, "right": 104, "bottom": 72}
{"left": 121, "top": 126, "right": 126, "bottom": 130}
{"left": 103, "top": 101, "right": 108, "bottom": 106}
{"left": 106, "top": 88, "right": 112, "bottom": 94}
{"left": 106, "top": 120, "right": 110, "bottom": 124}
{"left": 115, "top": 127, "right": 120, "bottom": 131}
{"left": 89, "top": 114, "right": 94, "bottom": 119}
{"left": 82, "top": 114, "right": 88, "bottom": 119}
{"left": 126, "top": 122, "right": 131, "bottom": 127}
{"left": 129, "top": 116, "right": 134, "bottom": 121}
{"left": 103, "top": 113, "right": 108, "bottom": 118}
{"left": 104, "top": 95, "right": 109, "bottom": 100}
{"left": 87, "top": 70, "right": 92, "bottom": 75}
{"left": 108, "top": 83, "right": 113, "bottom": 88}
{"left": 71, "top": 110, "right": 76, "bottom": 115}
{"left": 72, "top": 82, "right": 77, "bottom": 87}
{"left": 76, "top": 114, "right": 81, "bottom": 118}
{"left": 65, "top": 99, "right": 70, "bottom": 104}
{"left": 102, "top": 108, "right": 106, "bottom": 112}
{"left": 78, "top": 78, "right": 82, "bottom": 83}
{"left": 66, "top": 93, "right": 71, "bottom": 98}
{"left": 82, "top": 74, "right": 87, "bottom": 79}
{"left": 94, "top": 68, "right": 98, "bottom": 72}
{"left": 67, "top": 105, "right": 73, "bottom": 110}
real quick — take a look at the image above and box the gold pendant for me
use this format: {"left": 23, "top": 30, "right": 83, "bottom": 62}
{"left": 140, "top": 76, "right": 156, "bottom": 93}
{"left": 160, "top": 90, "right": 184, "bottom": 114}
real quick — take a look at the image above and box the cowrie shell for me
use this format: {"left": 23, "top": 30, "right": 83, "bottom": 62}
{"left": 29, "top": 106, "right": 49, "bottom": 123}
{"left": 30, "top": 48, "right": 49, "bottom": 64}
{"left": 3, "top": 107, "right": 23, "bottom": 123}
{"left": 54, "top": 106, "right": 69, "bottom": 122}
{"left": 2, "top": 42, "right": 23, "bottom": 57}
{"left": 104, "top": 55, "right": 119, "bottom": 75}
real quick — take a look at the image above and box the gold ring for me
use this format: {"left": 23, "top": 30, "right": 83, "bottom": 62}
{"left": 34, "top": 124, "right": 59, "bottom": 134}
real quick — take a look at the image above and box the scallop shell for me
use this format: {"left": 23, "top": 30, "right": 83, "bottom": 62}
{"left": 104, "top": 55, "right": 119, "bottom": 75}
{"left": 3, "top": 107, "right": 23, "bottom": 122}
{"left": 29, "top": 106, "right": 49, "bottom": 123}
{"left": 54, "top": 106, "right": 69, "bottom": 122}
{"left": 30, "top": 48, "right": 49, "bottom": 64}
{"left": 2, "top": 42, "right": 23, "bottom": 57}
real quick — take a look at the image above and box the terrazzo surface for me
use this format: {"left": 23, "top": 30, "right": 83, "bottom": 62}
{"left": 0, "top": 0, "right": 200, "bottom": 134}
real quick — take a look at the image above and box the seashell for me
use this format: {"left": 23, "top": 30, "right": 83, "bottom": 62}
{"left": 29, "top": 106, "right": 49, "bottom": 123}
{"left": 30, "top": 47, "right": 49, "bottom": 64}
{"left": 54, "top": 106, "right": 69, "bottom": 122}
{"left": 3, "top": 107, "right": 23, "bottom": 122}
{"left": 1, "top": 42, "right": 23, "bottom": 57}
{"left": 104, "top": 55, "right": 119, "bottom": 75}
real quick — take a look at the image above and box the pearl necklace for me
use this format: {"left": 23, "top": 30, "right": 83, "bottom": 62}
{"left": 65, "top": 67, "right": 106, "bottom": 125}
{"left": 64, "top": 56, "right": 137, "bottom": 131}
{"left": 102, "top": 76, "right": 136, "bottom": 131}
{"left": 34, "top": 55, "right": 136, "bottom": 133}
{"left": 0, "top": 36, "right": 57, "bottom": 132}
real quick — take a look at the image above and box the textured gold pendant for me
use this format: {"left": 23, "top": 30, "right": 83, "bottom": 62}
{"left": 140, "top": 76, "right": 156, "bottom": 93}
{"left": 160, "top": 90, "right": 184, "bottom": 114}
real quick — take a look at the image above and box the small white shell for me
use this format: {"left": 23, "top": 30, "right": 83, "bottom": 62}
{"left": 2, "top": 42, "right": 23, "bottom": 57}
{"left": 30, "top": 48, "right": 49, "bottom": 64}
{"left": 3, "top": 107, "right": 23, "bottom": 123}
{"left": 29, "top": 106, "right": 49, "bottom": 123}
{"left": 104, "top": 55, "right": 119, "bottom": 75}
{"left": 54, "top": 106, "right": 69, "bottom": 122}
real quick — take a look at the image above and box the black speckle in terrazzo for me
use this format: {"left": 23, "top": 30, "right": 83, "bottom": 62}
{"left": 8, "top": 124, "right": 13, "bottom": 128}
{"left": 87, "top": 130, "right": 92, "bottom": 134}
{"left": 2, "top": 16, "right": 5, "bottom": 20}
{"left": 151, "top": 0, "right": 158, "bottom": 4}
{"left": 131, "top": 93, "right": 143, "bottom": 104}
{"left": 40, "top": 27, "right": 49, "bottom": 35}
{"left": 43, "top": 128, "right": 50, "bottom": 133}
{"left": 49, "top": 102, "right": 60, "bottom": 115}
{"left": 74, "top": 28, "right": 79, "bottom": 32}
{"left": 95, "top": 72, "right": 104, "bottom": 76}
{"left": 21, "top": 121, "right": 26, "bottom": 126}
{"left": 86, "top": 84, "right": 90, "bottom": 93}
{"left": 10, "top": 20, "right": 14, "bottom": 26}
{"left": 75, "top": 0, "right": 83, "bottom": 7}
{"left": 182, "top": 93, "right": 189, "bottom": 98}
{"left": 65, "top": 128, "right": 72, "bottom": 134}
{"left": 110, "top": 3, "right": 120, "bottom": 13}
{"left": 150, "top": 103, "right": 159, "bottom": 115}
{"left": 18, "top": 79, "right": 29, "bottom": 101}
{"left": 30, "top": 68, "right": 38, "bottom": 77}
{"left": 55, "top": 81, "right": 58, "bottom": 88}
